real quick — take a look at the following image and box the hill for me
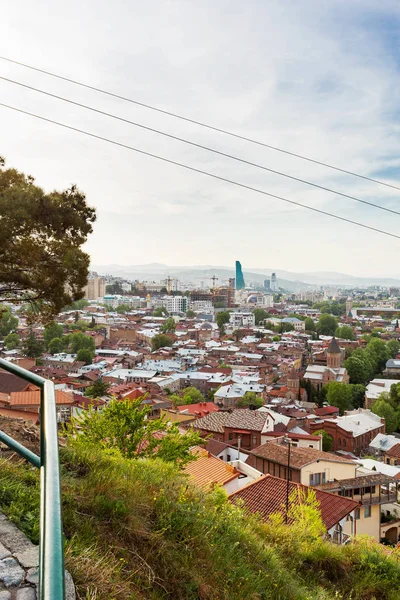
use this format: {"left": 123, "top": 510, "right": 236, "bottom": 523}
{"left": 0, "top": 430, "right": 399, "bottom": 599}
{"left": 92, "top": 263, "right": 400, "bottom": 290}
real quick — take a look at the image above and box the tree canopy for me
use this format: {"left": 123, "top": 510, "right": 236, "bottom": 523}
{"left": 304, "top": 317, "right": 315, "bottom": 332}
{"left": 253, "top": 308, "right": 269, "bottom": 326}
{"left": 0, "top": 308, "right": 18, "bottom": 338}
{"left": 237, "top": 391, "right": 264, "bottom": 409}
{"left": 161, "top": 317, "right": 176, "bottom": 334}
{"left": 151, "top": 334, "right": 174, "bottom": 351}
{"left": 68, "top": 396, "right": 203, "bottom": 466}
{"left": 216, "top": 311, "right": 230, "bottom": 335}
{"left": 335, "top": 325, "right": 355, "bottom": 341}
{"left": 371, "top": 399, "right": 398, "bottom": 434}
{"left": 316, "top": 314, "right": 338, "bottom": 336}
{"left": 0, "top": 157, "right": 96, "bottom": 320}
{"left": 4, "top": 333, "right": 19, "bottom": 350}
{"left": 76, "top": 348, "right": 94, "bottom": 365}
{"left": 22, "top": 329, "right": 44, "bottom": 358}
{"left": 326, "top": 382, "right": 353, "bottom": 415}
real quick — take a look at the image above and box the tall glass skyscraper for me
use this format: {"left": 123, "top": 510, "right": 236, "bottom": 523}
{"left": 235, "top": 261, "right": 245, "bottom": 290}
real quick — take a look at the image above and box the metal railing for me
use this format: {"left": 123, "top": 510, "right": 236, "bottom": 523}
{"left": 0, "top": 358, "right": 64, "bottom": 600}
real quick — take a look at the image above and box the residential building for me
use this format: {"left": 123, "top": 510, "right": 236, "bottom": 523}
{"left": 384, "top": 359, "right": 400, "bottom": 376}
{"left": 153, "top": 295, "right": 187, "bottom": 313}
{"left": 184, "top": 448, "right": 262, "bottom": 493}
{"left": 365, "top": 379, "right": 400, "bottom": 409}
{"left": 83, "top": 275, "right": 106, "bottom": 300}
{"left": 308, "top": 409, "right": 385, "bottom": 454}
{"left": 282, "top": 317, "right": 305, "bottom": 331}
{"left": 191, "top": 409, "right": 270, "bottom": 450}
{"left": 229, "top": 474, "right": 359, "bottom": 544}
{"left": 229, "top": 312, "right": 255, "bottom": 328}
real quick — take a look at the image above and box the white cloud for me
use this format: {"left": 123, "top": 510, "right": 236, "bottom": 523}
{"left": 1, "top": 0, "right": 400, "bottom": 276}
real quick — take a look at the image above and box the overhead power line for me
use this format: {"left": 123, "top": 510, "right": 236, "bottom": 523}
{"left": 1, "top": 75, "right": 399, "bottom": 218}
{"left": 1, "top": 55, "right": 399, "bottom": 192}
{"left": 1, "top": 101, "right": 399, "bottom": 242}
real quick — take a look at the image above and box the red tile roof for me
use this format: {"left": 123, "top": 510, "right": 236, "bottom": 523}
{"left": 385, "top": 443, "right": 400, "bottom": 459}
{"left": 177, "top": 402, "right": 219, "bottom": 418}
{"left": 229, "top": 474, "right": 359, "bottom": 530}
{"left": 184, "top": 448, "right": 240, "bottom": 488}
{"left": 250, "top": 442, "right": 354, "bottom": 469}
{"left": 10, "top": 390, "right": 73, "bottom": 407}
{"left": 315, "top": 406, "right": 340, "bottom": 417}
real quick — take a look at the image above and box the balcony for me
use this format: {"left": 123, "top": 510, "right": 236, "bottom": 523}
{"left": 360, "top": 492, "right": 398, "bottom": 506}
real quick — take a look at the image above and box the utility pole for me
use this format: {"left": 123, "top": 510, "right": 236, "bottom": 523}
{"left": 284, "top": 437, "right": 291, "bottom": 524}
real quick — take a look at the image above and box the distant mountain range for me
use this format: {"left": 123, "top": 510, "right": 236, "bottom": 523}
{"left": 91, "top": 264, "right": 400, "bottom": 291}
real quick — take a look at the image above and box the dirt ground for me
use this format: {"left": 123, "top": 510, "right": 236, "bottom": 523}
{"left": 0, "top": 415, "right": 40, "bottom": 456}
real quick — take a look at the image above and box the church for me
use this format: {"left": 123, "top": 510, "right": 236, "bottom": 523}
{"left": 303, "top": 337, "right": 349, "bottom": 389}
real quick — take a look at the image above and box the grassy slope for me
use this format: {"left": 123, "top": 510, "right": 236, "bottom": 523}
{"left": 0, "top": 445, "right": 399, "bottom": 600}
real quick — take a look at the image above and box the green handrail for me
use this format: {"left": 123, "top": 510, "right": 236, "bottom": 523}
{"left": 0, "top": 358, "right": 65, "bottom": 600}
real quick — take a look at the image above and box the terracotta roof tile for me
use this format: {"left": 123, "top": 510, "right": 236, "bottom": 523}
{"left": 250, "top": 442, "right": 354, "bottom": 469}
{"left": 9, "top": 390, "right": 73, "bottom": 407}
{"left": 385, "top": 443, "right": 400, "bottom": 459}
{"left": 184, "top": 448, "right": 240, "bottom": 488}
{"left": 229, "top": 474, "right": 359, "bottom": 530}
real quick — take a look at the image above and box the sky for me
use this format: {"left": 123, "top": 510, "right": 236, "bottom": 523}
{"left": 2, "top": 0, "right": 400, "bottom": 277}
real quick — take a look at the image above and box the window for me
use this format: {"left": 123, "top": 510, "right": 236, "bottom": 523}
{"left": 309, "top": 472, "right": 326, "bottom": 486}
{"left": 252, "top": 436, "right": 257, "bottom": 444}
{"left": 364, "top": 506, "right": 371, "bottom": 518}
{"left": 308, "top": 444, "right": 314, "bottom": 448}
{"left": 355, "top": 509, "right": 360, "bottom": 520}
{"left": 229, "top": 433, "right": 234, "bottom": 440}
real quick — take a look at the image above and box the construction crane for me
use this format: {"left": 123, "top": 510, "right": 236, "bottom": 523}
{"left": 164, "top": 276, "right": 178, "bottom": 295}
{"left": 210, "top": 275, "right": 219, "bottom": 290}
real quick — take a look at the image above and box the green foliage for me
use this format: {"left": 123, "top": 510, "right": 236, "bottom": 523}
{"left": 68, "top": 397, "right": 203, "bottom": 466}
{"left": 316, "top": 314, "right": 338, "bottom": 336}
{"left": 160, "top": 317, "right": 176, "bottom": 334}
{"left": 115, "top": 303, "right": 131, "bottom": 314}
{"left": 335, "top": 325, "right": 355, "bottom": 340}
{"left": 365, "top": 337, "right": 391, "bottom": 373}
{"left": 344, "top": 352, "right": 373, "bottom": 385}
{"left": 272, "top": 335, "right": 280, "bottom": 341}
{"left": 314, "top": 430, "right": 333, "bottom": 451}
{"left": 62, "top": 298, "right": 89, "bottom": 311}
{"left": 4, "top": 333, "right": 20, "bottom": 350}
{"left": 280, "top": 321, "right": 294, "bottom": 332}
{"left": 253, "top": 308, "right": 269, "bottom": 325}
{"left": 0, "top": 159, "right": 96, "bottom": 319}
{"left": 153, "top": 307, "right": 169, "bottom": 317}
{"left": 371, "top": 399, "right": 399, "bottom": 434}
{"left": 349, "top": 384, "right": 366, "bottom": 409}
{"left": 237, "top": 391, "right": 264, "bottom": 408}
{"left": 326, "top": 382, "right": 353, "bottom": 415}
{"left": 171, "top": 387, "right": 205, "bottom": 406}
{"left": 216, "top": 310, "right": 230, "bottom": 335}
{"left": 0, "top": 308, "right": 18, "bottom": 338}
{"left": 186, "top": 309, "right": 195, "bottom": 318}
{"left": 43, "top": 321, "right": 64, "bottom": 348}
{"left": 48, "top": 337, "right": 64, "bottom": 354}
{"left": 85, "top": 380, "right": 110, "bottom": 399}
{"left": 70, "top": 332, "right": 95, "bottom": 353}
{"left": 388, "top": 339, "right": 400, "bottom": 358}
{"left": 69, "top": 319, "right": 88, "bottom": 331}
{"left": 76, "top": 348, "right": 94, "bottom": 365}
{"left": 22, "top": 329, "right": 44, "bottom": 358}
{"left": 151, "top": 333, "right": 174, "bottom": 351}
{"left": 312, "top": 301, "right": 346, "bottom": 316}
{"left": 2, "top": 445, "right": 400, "bottom": 599}
{"left": 304, "top": 317, "right": 315, "bottom": 331}
{"left": 106, "top": 283, "right": 124, "bottom": 295}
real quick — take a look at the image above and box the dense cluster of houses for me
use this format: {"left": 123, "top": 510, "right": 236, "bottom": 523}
{"left": 1, "top": 295, "right": 400, "bottom": 546}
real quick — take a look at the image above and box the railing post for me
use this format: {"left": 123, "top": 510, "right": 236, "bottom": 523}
{"left": 0, "top": 359, "right": 65, "bottom": 599}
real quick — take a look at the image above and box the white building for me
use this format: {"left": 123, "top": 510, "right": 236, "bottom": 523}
{"left": 152, "top": 295, "right": 188, "bottom": 313}
{"left": 229, "top": 312, "right": 255, "bottom": 328}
